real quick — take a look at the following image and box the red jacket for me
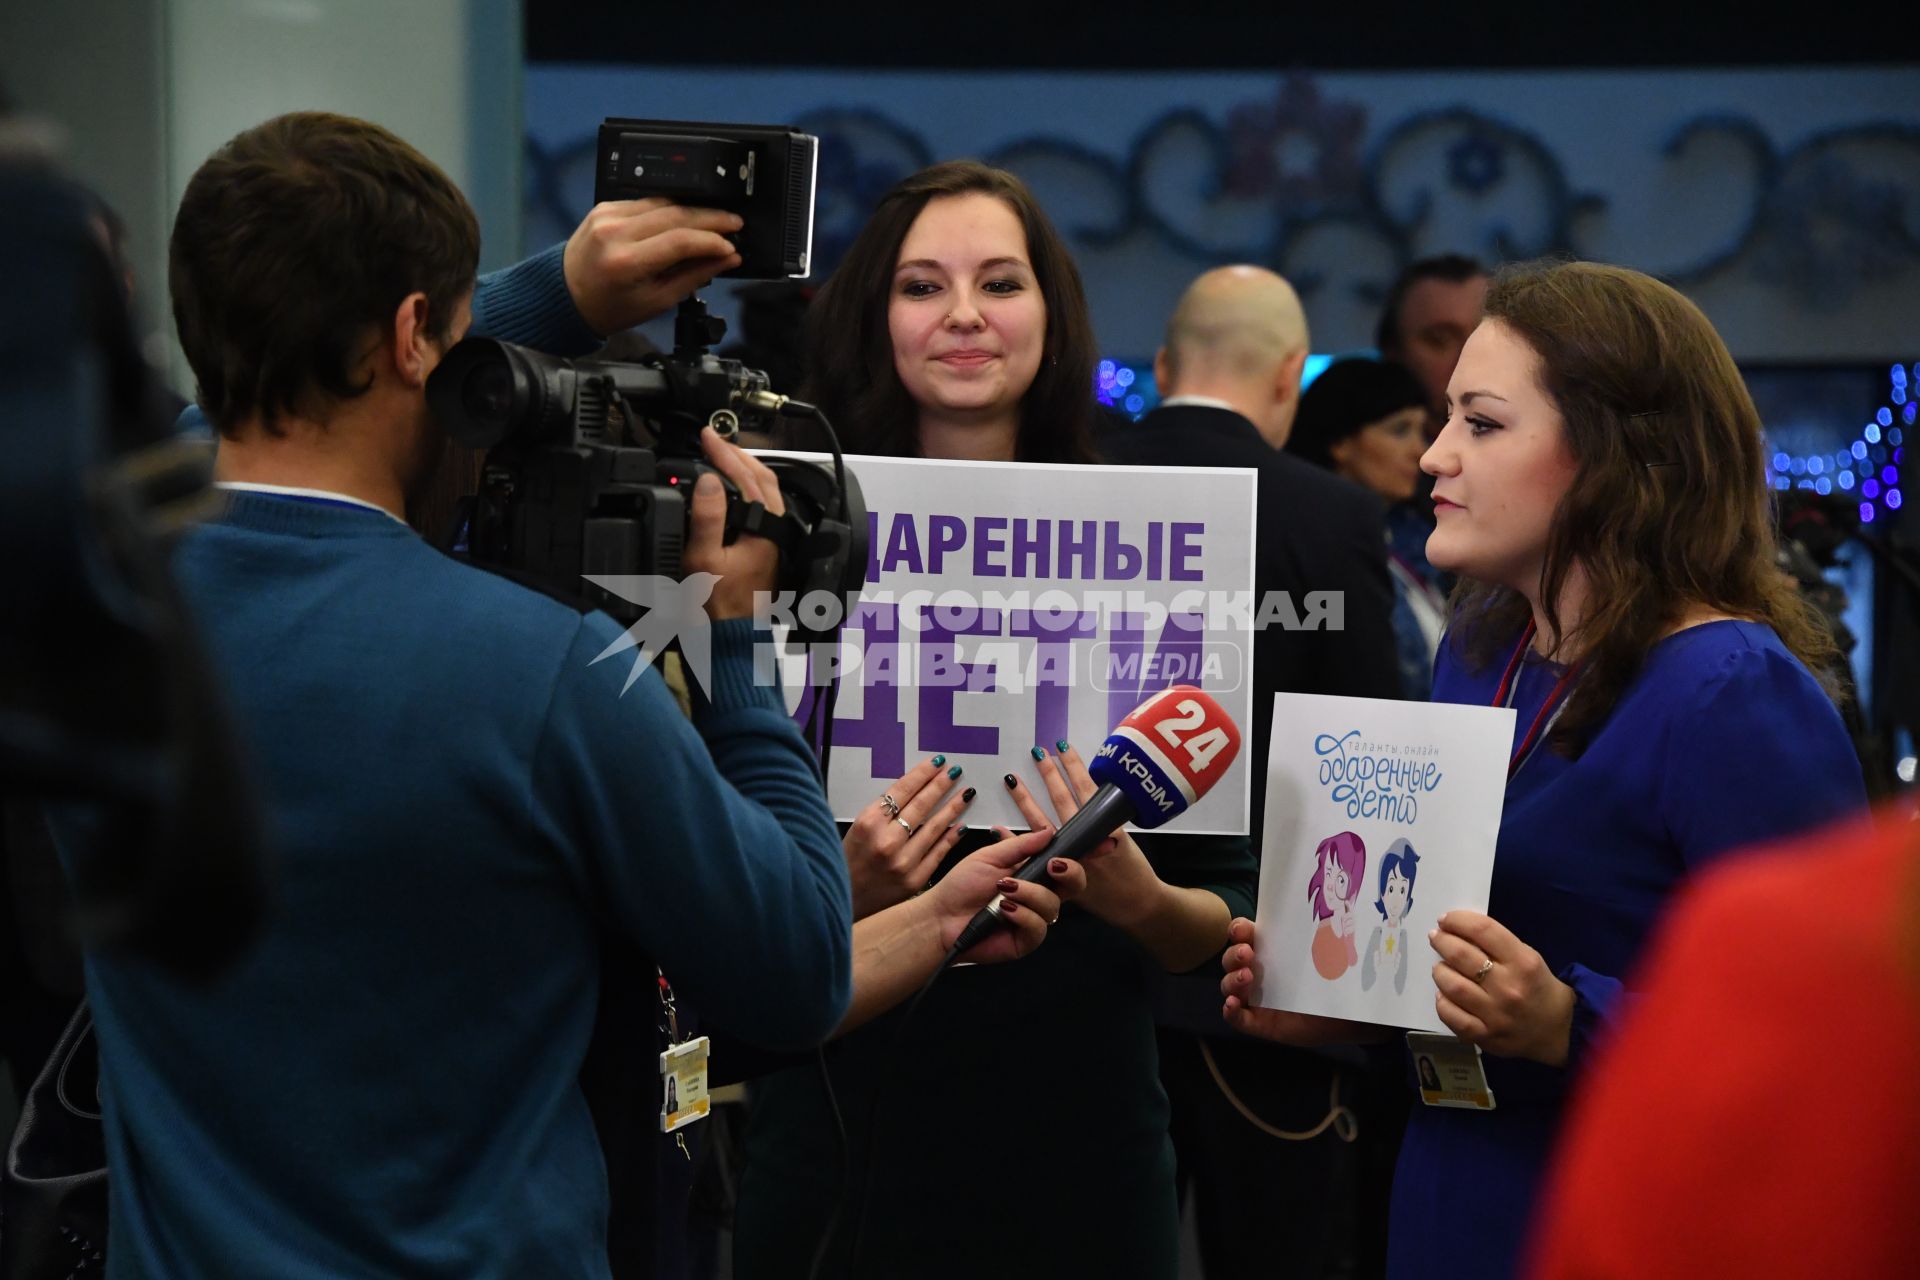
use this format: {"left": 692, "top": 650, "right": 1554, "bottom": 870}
{"left": 1529, "top": 808, "right": 1920, "bottom": 1278}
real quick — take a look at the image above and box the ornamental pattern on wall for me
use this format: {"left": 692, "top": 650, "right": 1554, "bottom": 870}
{"left": 525, "top": 73, "right": 1920, "bottom": 322}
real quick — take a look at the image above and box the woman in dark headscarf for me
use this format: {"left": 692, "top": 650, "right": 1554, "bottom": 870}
{"left": 1288, "top": 357, "right": 1448, "bottom": 697}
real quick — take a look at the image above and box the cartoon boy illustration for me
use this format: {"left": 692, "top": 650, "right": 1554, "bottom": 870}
{"left": 1362, "top": 838, "right": 1421, "bottom": 995}
{"left": 1307, "top": 831, "right": 1366, "bottom": 980}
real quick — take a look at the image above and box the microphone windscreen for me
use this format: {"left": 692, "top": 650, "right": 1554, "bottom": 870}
{"left": 1087, "top": 685, "right": 1242, "bottom": 829}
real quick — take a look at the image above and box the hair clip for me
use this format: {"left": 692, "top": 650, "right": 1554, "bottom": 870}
{"left": 1625, "top": 410, "right": 1677, "bottom": 469}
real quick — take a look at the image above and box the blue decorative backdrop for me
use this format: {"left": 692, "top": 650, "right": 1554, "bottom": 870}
{"left": 526, "top": 73, "right": 1920, "bottom": 337}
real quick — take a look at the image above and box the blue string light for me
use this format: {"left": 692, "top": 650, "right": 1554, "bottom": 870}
{"left": 1766, "top": 362, "right": 1914, "bottom": 525}
{"left": 1095, "top": 358, "right": 1155, "bottom": 417}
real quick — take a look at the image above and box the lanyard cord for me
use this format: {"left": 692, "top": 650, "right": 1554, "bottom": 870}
{"left": 1494, "top": 621, "right": 1581, "bottom": 780}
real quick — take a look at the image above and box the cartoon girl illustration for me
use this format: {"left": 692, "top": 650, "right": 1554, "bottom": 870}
{"left": 1307, "top": 831, "right": 1366, "bottom": 980}
{"left": 1361, "top": 838, "right": 1421, "bottom": 995}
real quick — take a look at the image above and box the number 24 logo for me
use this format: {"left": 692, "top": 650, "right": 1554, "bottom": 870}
{"left": 1153, "top": 698, "right": 1230, "bottom": 772}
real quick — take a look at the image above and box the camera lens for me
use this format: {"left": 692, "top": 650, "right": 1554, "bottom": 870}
{"left": 464, "top": 361, "right": 515, "bottom": 428}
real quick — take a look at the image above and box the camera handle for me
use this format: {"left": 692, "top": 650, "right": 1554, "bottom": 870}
{"left": 719, "top": 489, "right": 805, "bottom": 564}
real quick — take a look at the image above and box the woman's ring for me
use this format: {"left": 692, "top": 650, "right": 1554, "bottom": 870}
{"left": 1473, "top": 958, "right": 1494, "bottom": 982}
{"left": 880, "top": 793, "right": 900, "bottom": 819}
{"left": 895, "top": 817, "right": 915, "bottom": 836}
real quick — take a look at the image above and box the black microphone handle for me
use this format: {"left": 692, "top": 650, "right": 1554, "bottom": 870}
{"left": 947, "top": 784, "right": 1138, "bottom": 956}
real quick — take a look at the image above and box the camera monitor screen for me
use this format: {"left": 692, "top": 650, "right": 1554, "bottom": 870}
{"left": 594, "top": 117, "right": 818, "bottom": 281}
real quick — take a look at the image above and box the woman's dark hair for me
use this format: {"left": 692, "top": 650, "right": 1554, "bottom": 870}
{"left": 1449, "top": 259, "right": 1839, "bottom": 753}
{"left": 170, "top": 111, "right": 480, "bottom": 436}
{"left": 1287, "top": 357, "right": 1429, "bottom": 470}
{"left": 803, "top": 160, "right": 1100, "bottom": 463}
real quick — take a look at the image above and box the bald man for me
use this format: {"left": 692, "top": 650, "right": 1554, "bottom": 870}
{"left": 1104, "top": 265, "right": 1403, "bottom": 1280}
{"left": 1152, "top": 265, "right": 1312, "bottom": 447}
{"left": 1107, "top": 265, "right": 1400, "bottom": 731}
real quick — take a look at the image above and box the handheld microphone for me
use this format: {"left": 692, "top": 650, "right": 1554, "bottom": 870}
{"left": 948, "top": 685, "right": 1242, "bottom": 955}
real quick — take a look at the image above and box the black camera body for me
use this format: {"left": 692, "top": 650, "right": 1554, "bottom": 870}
{"left": 594, "top": 118, "right": 818, "bottom": 280}
{"left": 426, "top": 305, "right": 864, "bottom": 641}
{"left": 430, "top": 116, "right": 850, "bottom": 647}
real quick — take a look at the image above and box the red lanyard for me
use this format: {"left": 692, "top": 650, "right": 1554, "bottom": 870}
{"left": 1493, "top": 620, "right": 1580, "bottom": 779}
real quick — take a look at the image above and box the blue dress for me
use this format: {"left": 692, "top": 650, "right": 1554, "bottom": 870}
{"left": 1388, "top": 621, "right": 1867, "bottom": 1279}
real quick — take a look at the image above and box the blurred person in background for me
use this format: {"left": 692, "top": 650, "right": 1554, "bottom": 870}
{"left": 1288, "top": 357, "right": 1449, "bottom": 699}
{"left": 1375, "top": 254, "right": 1490, "bottom": 602}
{"left": 1105, "top": 266, "right": 1403, "bottom": 1279}
{"left": 1375, "top": 254, "right": 1489, "bottom": 425}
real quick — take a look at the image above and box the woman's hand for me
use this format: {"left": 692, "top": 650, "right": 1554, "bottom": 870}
{"left": 842, "top": 756, "right": 974, "bottom": 918}
{"left": 1005, "top": 743, "right": 1229, "bottom": 971}
{"left": 923, "top": 827, "right": 1085, "bottom": 965}
{"left": 835, "top": 828, "right": 1082, "bottom": 1035}
{"left": 1003, "top": 743, "right": 1159, "bottom": 928}
{"left": 1429, "top": 910, "right": 1576, "bottom": 1067}
{"left": 1220, "top": 918, "right": 1377, "bottom": 1045}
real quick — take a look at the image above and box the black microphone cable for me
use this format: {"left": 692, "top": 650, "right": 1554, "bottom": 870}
{"left": 767, "top": 397, "right": 849, "bottom": 781}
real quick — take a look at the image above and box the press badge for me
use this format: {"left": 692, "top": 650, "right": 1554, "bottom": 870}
{"left": 659, "top": 1035, "right": 712, "bottom": 1134}
{"left": 1406, "top": 1031, "right": 1497, "bottom": 1111}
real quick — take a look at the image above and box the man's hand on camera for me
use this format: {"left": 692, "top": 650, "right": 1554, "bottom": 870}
{"left": 686, "top": 427, "right": 781, "bottom": 621}
{"left": 563, "top": 198, "right": 744, "bottom": 336}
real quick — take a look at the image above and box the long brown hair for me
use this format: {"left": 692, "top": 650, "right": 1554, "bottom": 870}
{"left": 1449, "top": 259, "right": 1838, "bottom": 753}
{"left": 802, "top": 161, "right": 1100, "bottom": 464}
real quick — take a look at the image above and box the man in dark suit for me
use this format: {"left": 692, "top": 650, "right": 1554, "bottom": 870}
{"left": 1103, "top": 265, "right": 1403, "bottom": 1279}
{"left": 1105, "top": 265, "right": 1401, "bottom": 810}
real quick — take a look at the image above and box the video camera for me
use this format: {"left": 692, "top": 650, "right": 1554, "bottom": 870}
{"left": 426, "top": 118, "right": 862, "bottom": 647}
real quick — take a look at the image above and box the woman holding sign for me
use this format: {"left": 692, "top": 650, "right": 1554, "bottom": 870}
{"left": 1219, "top": 260, "right": 1867, "bottom": 1280}
{"left": 731, "top": 162, "right": 1256, "bottom": 1280}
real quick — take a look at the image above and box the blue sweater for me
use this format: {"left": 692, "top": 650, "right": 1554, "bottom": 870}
{"left": 66, "top": 502, "right": 851, "bottom": 1271}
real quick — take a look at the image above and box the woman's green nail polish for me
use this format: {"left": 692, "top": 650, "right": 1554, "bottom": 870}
{"left": 1056, "top": 740, "right": 1070, "bottom": 753}
{"left": 1030, "top": 745, "right": 1046, "bottom": 760}
{"left": 947, "top": 765, "right": 963, "bottom": 779}
{"left": 932, "top": 755, "right": 946, "bottom": 767}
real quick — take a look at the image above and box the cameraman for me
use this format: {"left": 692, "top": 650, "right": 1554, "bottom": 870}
{"left": 49, "top": 111, "right": 852, "bottom": 1279}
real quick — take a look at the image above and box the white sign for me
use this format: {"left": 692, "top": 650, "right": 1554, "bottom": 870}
{"left": 1251, "top": 693, "right": 1514, "bottom": 1032}
{"left": 769, "top": 454, "right": 1259, "bottom": 834}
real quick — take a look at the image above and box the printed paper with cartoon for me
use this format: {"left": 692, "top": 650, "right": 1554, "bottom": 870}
{"left": 1252, "top": 692, "right": 1513, "bottom": 1032}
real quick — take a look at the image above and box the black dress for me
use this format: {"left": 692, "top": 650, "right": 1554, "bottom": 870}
{"left": 731, "top": 828, "right": 1256, "bottom": 1279}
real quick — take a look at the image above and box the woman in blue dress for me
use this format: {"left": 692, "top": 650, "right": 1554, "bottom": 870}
{"left": 1219, "top": 259, "right": 1867, "bottom": 1279}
